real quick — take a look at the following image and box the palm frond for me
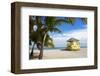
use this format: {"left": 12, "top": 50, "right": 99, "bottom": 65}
{"left": 36, "top": 16, "right": 43, "bottom": 30}
{"left": 65, "top": 17, "right": 76, "bottom": 25}
{"left": 44, "top": 35, "right": 55, "bottom": 48}
{"left": 81, "top": 18, "right": 87, "bottom": 24}
{"left": 29, "top": 16, "right": 35, "bottom": 33}
{"left": 49, "top": 27, "right": 62, "bottom": 33}
{"left": 54, "top": 19, "right": 68, "bottom": 26}
{"left": 45, "top": 17, "right": 56, "bottom": 27}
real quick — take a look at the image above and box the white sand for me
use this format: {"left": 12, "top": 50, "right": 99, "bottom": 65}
{"left": 31, "top": 48, "right": 87, "bottom": 59}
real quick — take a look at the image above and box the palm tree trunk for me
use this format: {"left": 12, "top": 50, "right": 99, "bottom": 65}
{"left": 30, "top": 43, "right": 35, "bottom": 59}
{"left": 39, "top": 33, "right": 47, "bottom": 59}
{"left": 38, "top": 44, "right": 43, "bottom": 59}
{"left": 43, "top": 33, "right": 47, "bottom": 47}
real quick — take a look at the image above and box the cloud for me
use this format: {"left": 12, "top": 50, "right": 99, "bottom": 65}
{"left": 50, "top": 29, "right": 87, "bottom": 47}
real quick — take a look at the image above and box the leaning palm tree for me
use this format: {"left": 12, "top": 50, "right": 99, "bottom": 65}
{"left": 29, "top": 16, "right": 87, "bottom": 59}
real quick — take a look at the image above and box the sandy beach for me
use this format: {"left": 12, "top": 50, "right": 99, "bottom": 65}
{"left": 30, "top": 48, "right": 87, "bottom": 59}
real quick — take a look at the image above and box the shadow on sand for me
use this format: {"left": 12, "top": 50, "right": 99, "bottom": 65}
{"left": 29, "top": 53, "right": 39, "bottom": 60}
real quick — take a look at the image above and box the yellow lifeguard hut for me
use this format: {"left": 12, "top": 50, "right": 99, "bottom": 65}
{"left": 67, "top": 38, "right": 80, "bottom": 51}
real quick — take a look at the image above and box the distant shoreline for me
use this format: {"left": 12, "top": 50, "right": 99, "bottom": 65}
{"left": 33, "top": 47, "right": 87, "bottom": 50}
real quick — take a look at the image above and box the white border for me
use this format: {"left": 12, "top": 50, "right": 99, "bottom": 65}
{"left": 21, "top": 7, "right": 94, "bottom": 69}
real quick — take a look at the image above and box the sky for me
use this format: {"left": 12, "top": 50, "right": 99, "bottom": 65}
{"left": 49, "top": 17, "right": 87, "bottom": 48}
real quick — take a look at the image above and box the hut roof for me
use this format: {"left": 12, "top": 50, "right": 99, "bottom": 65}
{"left": 67, "top": 38, "right": 79, "bottom": 42}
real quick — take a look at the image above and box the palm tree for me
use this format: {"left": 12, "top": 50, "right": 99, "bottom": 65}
{"left": 29, "top": 16, "right": 87, "bottom": 59}
{"left": 29, "top": 16, "right": 55, "bottom": 59}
